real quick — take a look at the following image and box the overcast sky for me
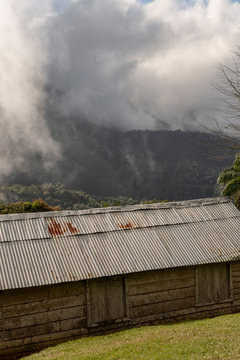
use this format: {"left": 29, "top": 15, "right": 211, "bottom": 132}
{"left": 0, "top": 0, "right": 240, "bottom": 176}
{"left": 47, "top": 0, "right": 240, "bottom": 130}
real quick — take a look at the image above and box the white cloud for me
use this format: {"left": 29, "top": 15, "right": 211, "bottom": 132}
{"left": 0, "top": 0, "right": 240, "bottom": 179}
{"left": 47, "top": 0, "right": 240, "bottom": 130}
{"left": 0, "top": 0, "right": 60, "bottom": 176}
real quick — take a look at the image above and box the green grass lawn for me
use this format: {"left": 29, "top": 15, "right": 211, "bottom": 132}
{"left": 22, "top": 313, "right": 240, "bottom": 360}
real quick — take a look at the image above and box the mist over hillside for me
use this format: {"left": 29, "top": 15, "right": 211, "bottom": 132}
{"left": 4, "top": 106, "right": 233, "bottom": 202}
{"left": 0, "top": 0, "right": 240, "bottom": 186}
{"left": 1, "top": 1, "right": 239, "bottom": 203}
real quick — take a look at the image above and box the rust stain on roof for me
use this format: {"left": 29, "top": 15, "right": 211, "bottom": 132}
{"left": 47, "top": 218, "right": 79, "bottom": 238}
{"left": 118, "top": 222, "right": 138, "bottom": 230}
{"left": 66, "top": 222, "right": 78, "bottom": 234}
{"left": 48, "top": 218, "right": 65, "bottom": 237}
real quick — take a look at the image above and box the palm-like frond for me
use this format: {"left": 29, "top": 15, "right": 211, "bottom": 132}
{"left": 222, "top": 176, "right": 240, "bottom": 197}
{"left": 234, "top": 191, "right": 240, "bottom": 210}
{"left": 233, "top": 153, "right": 240, "bottom": 167}
{"left": 217, "top": 167, "right": 240, "bottom": 184}
{"left": 218, "top": 153, "right": 240, "bottom": 185}
{"left": 218, "top": 153, "right": 240, "bottom": 210}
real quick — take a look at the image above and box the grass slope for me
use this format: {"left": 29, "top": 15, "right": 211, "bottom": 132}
{"left": 23, "top": 313, "right": 240, "bottom": 360}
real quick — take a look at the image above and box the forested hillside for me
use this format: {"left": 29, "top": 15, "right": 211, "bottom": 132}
{"left": 4, "top": 114, "right": 233, "bottom": 202}
{"left": 0, "top": 184, "right": 138, "bottom": 210}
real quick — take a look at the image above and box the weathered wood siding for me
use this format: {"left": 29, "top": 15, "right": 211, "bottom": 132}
{"left": 1, "top": 262, "right": 240, "bottom": 359}
{"left": 196, "top": 263, "right": 231, "bottom": 305}
{"left": 231, "top": 262, "right": 240, "bottom": 301}
{"left": 127, "top": 262, "right": 240, "bottom": 326}
{"left": 128, "top": 266, "right": 196, "bottom": 323}
{"left": 0, "top": 282, "right": 87, "bottom": 359}
{"left": 87, "top": 277, "right": 127, "bottom": 326}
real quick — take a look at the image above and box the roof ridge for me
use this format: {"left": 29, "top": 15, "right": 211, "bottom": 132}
{"left": 1, "top": 212, "right": 239, "bottom": 244}
{"left": 0, "top": 197, "right": 231, "bottom": 222}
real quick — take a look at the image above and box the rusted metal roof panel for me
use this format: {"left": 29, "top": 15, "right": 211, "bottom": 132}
{"left": 0, "top": 198, "right": 238, "bottom": 243}
{"left": 0, "top": 197, "right": 240, "bottom": 290}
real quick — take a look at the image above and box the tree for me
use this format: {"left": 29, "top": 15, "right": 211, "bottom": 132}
{"left": 0, "top": 199, "right": 59, "bottom": 215}
{"left": 209, "top": 51, "right": 240, "bottom": 156}
{"left": 208, "top": 50, "right": 240, "bottom": 208}
{"left": 217, "top": 153, "right": 240, "bottom": 209}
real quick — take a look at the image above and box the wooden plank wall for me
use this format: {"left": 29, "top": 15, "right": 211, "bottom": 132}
{"left": 127, "top": 267, "right": 196, "bottom": 323}
{"left": 2, "top": 262, "right": 240, "bottom": 359}
{"left": 0, "top": 282, "right": 87, "bottom": 359}
{"left": 127, "top": 263, "right": 240, "bottom": 325}
{"left": 231, "top": 262, "right": 240, "bottom": 302}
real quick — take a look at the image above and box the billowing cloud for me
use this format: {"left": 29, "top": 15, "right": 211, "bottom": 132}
{"left": 0, "top": 0, "right": 61, "bottom": 177}
{"left": 47, "top": 0, "right": 240, "bottom": 130}
{"left": 0, "top": 0, "right": 240, "bottom": 179}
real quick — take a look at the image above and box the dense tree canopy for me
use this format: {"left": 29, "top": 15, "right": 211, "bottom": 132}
{"left": 0, "top": 198, "right": 59, "bottom": 214}
{"left": 218, "top": 153, "right": 240, "bottom": 209}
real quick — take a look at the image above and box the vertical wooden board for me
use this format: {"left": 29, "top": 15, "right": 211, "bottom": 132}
{"left": 213, "top": 263, "right": 230, "bottom": 302}
{"left": 124, "top": 278, "right": 130, "bottom": 319}
{"left": 196, "top": 265, "right": 213, "bottom": 305}
{"left": 212, "top": 263, "right": 221, "bottom": 302}
{"left": 89, "top": 279, "right": 107, "bottom": 324}
{"left": 196, "top": 263, "right": 231, "bottom": 305}
{"left": 87, "top": 276, "right": 127, "bottom": 325}
{"left": 107, "top": 278, "right": 125, "bottom": 321}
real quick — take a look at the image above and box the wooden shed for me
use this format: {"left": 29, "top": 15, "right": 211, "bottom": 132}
{"left": 1, "top": 197, "right": 240, "bottom": 359}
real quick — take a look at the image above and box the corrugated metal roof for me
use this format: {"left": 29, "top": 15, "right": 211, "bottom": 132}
{"left": 0, "top": 197, "right": 240, "bottom": 290}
